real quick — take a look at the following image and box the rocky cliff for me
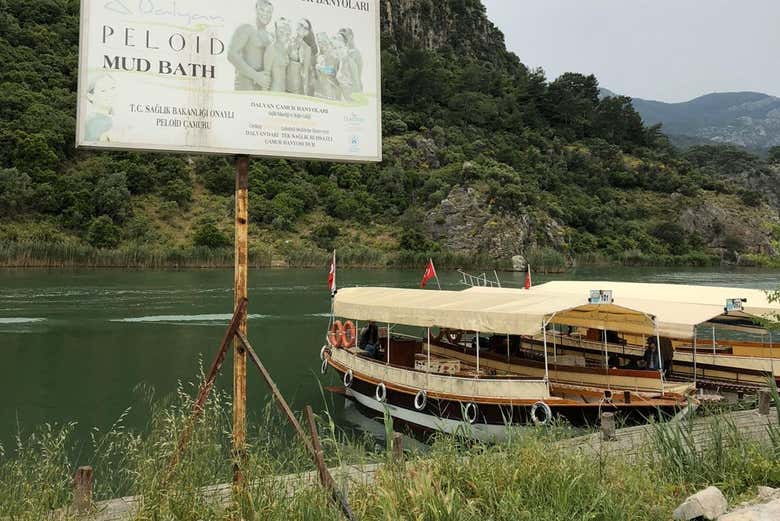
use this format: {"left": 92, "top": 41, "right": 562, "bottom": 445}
{"left": 380, "top": 0, "right": 517, "bottom": 67}
{"left": 424, "top": 184, "right": 566, "bottom": 259}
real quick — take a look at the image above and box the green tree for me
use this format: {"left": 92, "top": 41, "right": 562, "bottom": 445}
{"left": 160, "top": 178, "right": 193, "bottom": 208}
{"left": 593, "top": 96, "right": 646, "bottom": 148}
{"left": 652, "top": 222, "right": 689, "bottom": 255}
{"left": 542, "top": 73, "right": 599, "bottom": 138}
{"left": 94, "top": 172, "right": 131, "bottom": 222}
{"left": 86, "top": 216, "right": 120, "bottom": 249}
{"left": 0, "top": 168, "right": 33, "bottom": 215}
{"left": 192, "top": 220, "right": 231, "bottom": 249}
{"left": 310, "top": 223, "right": 340, "bottom": 251}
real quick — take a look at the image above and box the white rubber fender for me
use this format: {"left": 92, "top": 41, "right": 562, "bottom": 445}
{"left": 414, "top": 390, "right": 427, "bottom": 411}
{"left": 343, "top": 369, "right": 353, "bottom": 388}
{"left": 320, "top": 345, "right": 331, "bottom": 361}
{"left": 530, "top": 401, "right": 552, "bottom": 426}
{"left": 464, "top": 402, "right": 478, "bottom": 424}
{"left": 375, "top": 382, "right": 387, "bottom": 403}
{"left": 320, "top": 359, "right": 328, "bottom": 375}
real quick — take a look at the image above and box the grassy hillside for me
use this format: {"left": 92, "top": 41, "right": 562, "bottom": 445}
{"left": 0, "top": 0, "right": 778, "bottom": 269}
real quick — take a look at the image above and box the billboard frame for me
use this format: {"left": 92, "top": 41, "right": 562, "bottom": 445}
{"left": 75, "top": 0, "right": 383, "bottom": 163}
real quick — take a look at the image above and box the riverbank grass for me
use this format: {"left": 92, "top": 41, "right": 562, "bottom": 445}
{"left": 2, "top": 385, "right": 780, "bottom": 520}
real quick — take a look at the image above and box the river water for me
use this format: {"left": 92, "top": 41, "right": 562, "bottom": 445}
{"left": 1, "top": 267, "right": 778, "bottom": 449}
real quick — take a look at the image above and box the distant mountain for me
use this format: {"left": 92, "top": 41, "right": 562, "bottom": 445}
{"left": 599, "top": 89, "right": 780, "bottom": 153}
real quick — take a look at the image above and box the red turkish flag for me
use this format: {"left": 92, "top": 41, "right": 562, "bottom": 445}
{"left": 327, "top": 250, "right": 336, "bottom": 296}
{"left": 524, "top": 264, "right": 532, "bottom": 290}
{"left": 420, "top": 259, "right": 437, "bottom": 288}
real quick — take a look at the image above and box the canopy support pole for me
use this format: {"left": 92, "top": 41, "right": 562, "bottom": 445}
{"left": 354, "top": 320, "right": 359, "bottom": 365}
{"left": 603, "top": 329, "right": 609, "bottom": 370}
{"left": 712, "top": 326, "right": 716, "bottom": 355}
{"left": 426, "top": 327, "right": 431, "bottom": 374}
{"left": 506, "top": 333, "right": 510, "bottom": 365}
{"left": 656, "top": 325, "right": 664, "bottom": 394}
{"left": 476, "top": 332, "right": 480, "bottom": 377}
{"left": 692, "top": 328, "right": 697, "bottom": 388}
{"left": 386, "top": 323, "right": 390, "bottom": 365}
{"left": 543, "top": 321, "right": 550, "bottom": 386}
{"left": 542, "top": 313, "right": 559, "bottom": 394}
{"left": 553, "top": 328, "right": 557, "bottom": 362}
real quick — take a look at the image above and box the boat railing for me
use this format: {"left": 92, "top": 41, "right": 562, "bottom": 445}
{"left": 457, "top": 269, "right": 501, "bottom": 288}
{"left": 331, "top": 348, "right": 550, "bottom": 400}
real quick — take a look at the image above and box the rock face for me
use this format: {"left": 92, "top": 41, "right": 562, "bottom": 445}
{"left": 672, "top": 486, "right": 728, "bottom": 520}
{"left": 380, "top": 0, "right": 516, "bottom": 67}
{"left": 677, "top": 196, "right": 780, "bottom": 257}
{"left": 424, "top": 186, "right": 566, "bottom": 260}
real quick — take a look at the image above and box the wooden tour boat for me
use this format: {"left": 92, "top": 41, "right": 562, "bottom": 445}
{"left": 520, "top": 281, "right": 780, "bottom": 392}
{"left": 320, "top": 285, "right": 700, "bottom": 441}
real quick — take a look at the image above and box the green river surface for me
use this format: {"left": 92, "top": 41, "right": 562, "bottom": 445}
{"left": 1, "top": 267, "right": 778, "bottom": 450}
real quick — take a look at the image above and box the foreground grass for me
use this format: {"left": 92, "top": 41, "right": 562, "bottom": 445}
{"left": 2, "top": 383, "right": 780, "bottom": 520}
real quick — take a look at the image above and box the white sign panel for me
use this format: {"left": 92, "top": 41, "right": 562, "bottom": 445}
{"left": 725, "top": 298, "right": 745, "bottom": 312}
{"left": 76, "top": 0, "right": 382, "bottom": 162}
{"left": 588, "top": 290, "right": 614, "bottom": 305}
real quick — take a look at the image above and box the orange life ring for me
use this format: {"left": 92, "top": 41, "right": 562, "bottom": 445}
{"left": 342, "top": 320, "right": 357, "bottom": 348}
{"left": 328, "top": 320, "right": 344, "bottom": 347}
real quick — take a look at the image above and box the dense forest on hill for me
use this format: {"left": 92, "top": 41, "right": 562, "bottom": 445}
{"left": 0, "top": 0, "right": 778, "bottom": 268}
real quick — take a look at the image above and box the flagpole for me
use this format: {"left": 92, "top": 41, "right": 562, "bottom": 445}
{"left": 432, "top": 258, "right": 441, "bottom": 290}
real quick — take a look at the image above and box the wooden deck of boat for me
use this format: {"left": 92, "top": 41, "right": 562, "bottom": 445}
{"left": 52, "top": 407, "right": 778, "bottom": 520}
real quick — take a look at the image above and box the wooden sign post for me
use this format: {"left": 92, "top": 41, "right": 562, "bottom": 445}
{"left": 233, "top": 155, "right": 249, "bottom": 485}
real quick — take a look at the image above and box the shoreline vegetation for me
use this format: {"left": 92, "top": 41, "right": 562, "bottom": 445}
{"left": 0, "top": 241, "right": 754, "bottom": 271}
{"left": 2, "top": 379, "right": 780, "bottom": 520}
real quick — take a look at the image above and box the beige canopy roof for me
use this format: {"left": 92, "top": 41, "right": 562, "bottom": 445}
{"left": 334, "top": 286, "right": 657, "bottom": 336}
{"left": 530, "top": 281, "right": 779, "bottom": 339}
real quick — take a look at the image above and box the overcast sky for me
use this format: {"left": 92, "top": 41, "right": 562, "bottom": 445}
{"left": 481, "top": 0, "right": 780, "bottom": 102}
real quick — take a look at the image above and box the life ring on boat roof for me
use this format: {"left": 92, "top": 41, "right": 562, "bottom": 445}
{"left": 321, "top": 359, "right": 329, "bottom": 375}
{"left": 343, "top": 369, "right": 353, "bottom": 388}
{"left": 464, "top": 402, "right": 478, "bottom": 424}
{"left": 328, "top": 320, "right": 344, "bottom": 347}
{"left": 375, "top": 382, "right": 387, "bottom": 403}
{"left": 530, "top": 401, "right": 552, "bottom": 426}
{"left": 414, "top": 390, "right": 428, "bottom": 411}
{"left": 320, "top": 345, "right": 331, "bottom": 361}
{"left": 342, "top": 321, "right": 357, "bottom": 348}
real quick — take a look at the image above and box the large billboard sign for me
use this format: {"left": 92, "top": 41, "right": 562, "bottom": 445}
{"left": 76, "top": 0, "right": 381, "bottom": 162}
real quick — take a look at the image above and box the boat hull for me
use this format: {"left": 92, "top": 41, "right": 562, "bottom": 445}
{"left": 330, "top": 364, "right": 686, "bottom": 442}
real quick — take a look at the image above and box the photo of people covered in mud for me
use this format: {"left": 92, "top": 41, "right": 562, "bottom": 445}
{"left": 228, "top": 0, "right": 367, "bottom": 102}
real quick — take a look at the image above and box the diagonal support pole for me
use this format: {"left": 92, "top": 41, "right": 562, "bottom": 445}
{"left": 235, "top": 331, "right": 357, "bottom": 520}
{"left": 164, "top": 298, "right": 248, "bottom": 484}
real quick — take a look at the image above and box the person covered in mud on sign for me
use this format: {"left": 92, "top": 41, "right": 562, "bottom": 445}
{"left": 264, "top": 18, "right": 292, "bottom": 92}
{"left": 287, "top": 18, "right": 317, "bottom": 95}
{"left": 338, "top": 27, "right": 363, "bottom": 93}
{"left": 314, "top": 32, "right": 340, "bottom": 100}
{"left": 228, "top": 0, "right": 274, "bottom": 91}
